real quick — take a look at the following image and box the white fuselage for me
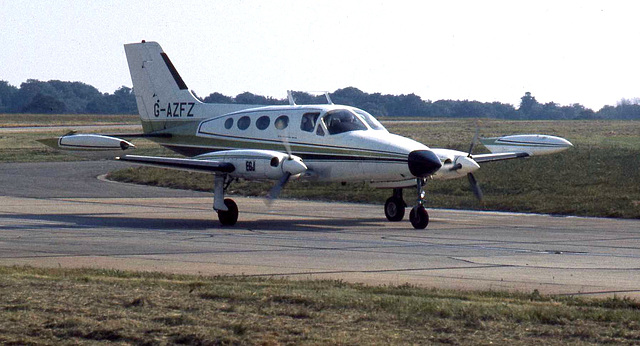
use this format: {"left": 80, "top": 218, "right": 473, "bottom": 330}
{"left": 153, "top": 104, "right": 435, "bottom": 184}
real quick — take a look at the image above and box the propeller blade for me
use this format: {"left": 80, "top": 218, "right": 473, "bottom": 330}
{"left": 281, "top": 135, "right": 292, "bottom": 159}
{"left": 467, "top": 126, "right": 479, "bottom": 157}
{"left": 449, "top": 161, "right": 463, "bottom": 171}
{"left": 267, "top": 131, "right": 305, "bottom": 206}
{"left": 265, "top": 172, "right": 291, "bottom": 205}
{"left": 467, "top": 173, "right": 484, "bottom": 201}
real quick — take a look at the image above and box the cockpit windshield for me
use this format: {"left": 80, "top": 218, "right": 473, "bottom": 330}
{"left": 352, "top": 109, "right": 386, "bottom": 131}
{"left": 322, "top": 109, "right": 368, "bottom": 135}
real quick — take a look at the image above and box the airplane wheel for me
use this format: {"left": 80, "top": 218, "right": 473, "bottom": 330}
{"left": 409, "top": 205, "right": 429, "bottom": 229}
{"left": 384, "top": 197, "right": 405, "bottom": 222}
{"left": 217, "top": 198, "right": 238, "bottom": 226}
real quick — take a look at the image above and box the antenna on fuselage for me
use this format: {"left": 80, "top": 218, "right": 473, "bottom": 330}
{"left": 324, "top": 92, "right": 333, "bottom": 105}
{"left": 287, "top": 90, "right": 296, "bottom": 105}
{"left": 288, "top": 90, "right": 334, "bottom": 105}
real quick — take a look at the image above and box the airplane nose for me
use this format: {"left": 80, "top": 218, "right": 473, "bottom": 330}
{"left": 408, "top": 150, "right": 442, "bottom": 177}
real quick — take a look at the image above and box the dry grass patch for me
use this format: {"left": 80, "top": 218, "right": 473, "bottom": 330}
{"left": 0, "top": 266, "right": 640, "bottom": 345}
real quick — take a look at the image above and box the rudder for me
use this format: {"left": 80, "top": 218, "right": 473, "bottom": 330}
{"left": 124, "top": 41, "right": 201, "bottom": 132}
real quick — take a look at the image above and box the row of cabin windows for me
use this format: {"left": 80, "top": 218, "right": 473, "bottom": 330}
{"left": 224, "top": 115, "right": 290, "bottom": 131}
{"left": 223, "top": 113, "right": 321, "bottom": 133}
{"left": 222, "top": 110, "right": 383, "bottom": 135}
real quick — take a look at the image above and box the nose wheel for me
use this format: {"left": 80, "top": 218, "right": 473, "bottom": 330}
{"left": 409, "top": 178, "right": 429, "bottom": 229}
{"left": 409, "top": 205, "right": 429, "bottom": 229}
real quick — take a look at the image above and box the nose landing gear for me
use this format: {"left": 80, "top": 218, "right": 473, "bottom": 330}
{"left": 383, "top": 179, "right": 430, "bottom": 229}
{"left": 409, "top": 178, "right": 429, "bottom": 229}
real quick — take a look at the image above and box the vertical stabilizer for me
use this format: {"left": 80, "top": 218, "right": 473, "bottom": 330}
{"left": 124, "top": 41, "right": 201, "bottom": 132}
{"left": 124, "top": 41, "right": 267, "bottom": 133}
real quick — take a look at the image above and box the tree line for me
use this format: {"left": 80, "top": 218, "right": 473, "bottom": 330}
{"left": 0, "top": 79, "right": 135, "bottom": 115}
{"left": 1, "top": 79, "right": 639, "bottom": 120}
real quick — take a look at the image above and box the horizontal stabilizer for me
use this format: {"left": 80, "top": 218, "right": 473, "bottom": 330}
{"left": 103, "top": 132, "right": 172, "bottom": 139}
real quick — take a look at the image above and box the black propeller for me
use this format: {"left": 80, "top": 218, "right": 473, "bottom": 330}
{"left": 467, "top": 172, "right": 484, "bottom": 201}
{"left": 467, "top": 126, "right": 479, "bottom": 158}
{"left": 267, "top": 171, "right": 291, "bottom": 202}
{"left": 265, "top": 136, "right": 307, "bottom": 205}
{"left": 467, "top": 126, "right": 483, "bottom": 201}
{"left": 449, "top": 126, "right": 480, "bottom": 172}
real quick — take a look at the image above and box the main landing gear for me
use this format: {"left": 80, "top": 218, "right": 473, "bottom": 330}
{"left": 213, "top": 174, "right": 238, "bottom": 226}
{"left": 384, "top": 188, "right": 406, "bottom": 222}
{"left": 383, "top": 178, "right": 430, "bottom": 229}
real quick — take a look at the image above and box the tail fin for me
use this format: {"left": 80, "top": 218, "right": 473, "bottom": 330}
{"left": 124, "top": 41, "right": 201, "bottom": 132}
{"left": 125, "top": 41, "right": 267, "bottom": 133}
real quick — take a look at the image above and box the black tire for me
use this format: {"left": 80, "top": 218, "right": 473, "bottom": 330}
{"left": 409, "top": 205, "right": 429, "bottom": 229}
{"left": 384, "top": 197, "right": 405, "bottom": 222}
{"left": 217, "top": 198, "right": 238, "bottom": 226}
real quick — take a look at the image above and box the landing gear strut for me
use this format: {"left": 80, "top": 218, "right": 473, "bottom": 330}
{"left": 409, "top": 178, "right": 429, "bottom": 229}
{"left": 384, "top": 188, "right": 406, "bottom": 222}
{"left": 213, "top": 174, "right": 238, "bottom": 226}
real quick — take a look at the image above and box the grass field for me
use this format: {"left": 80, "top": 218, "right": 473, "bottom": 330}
{"left": 0, "top": 113, "right": 169, "bottom": 162}
{"left": 105, "top": 119, "right": 640, "bottom": 219}
{"left": 0, "top": 113, "right": 139, "bottom": 127}
{"left": 2, "top": 266, "right": 640, "bottom": 345}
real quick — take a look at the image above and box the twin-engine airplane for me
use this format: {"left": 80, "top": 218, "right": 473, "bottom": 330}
{"left": 39, "top": 41, "right": 573, "bottom": 229}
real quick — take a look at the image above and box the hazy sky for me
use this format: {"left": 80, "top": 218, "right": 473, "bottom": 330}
{"left": 1, "top": 1, "right": 639, "bottom": 110}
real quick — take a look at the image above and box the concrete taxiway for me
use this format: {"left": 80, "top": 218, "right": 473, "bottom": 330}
{"left": 1, "top": 161, "right": 639, "bottom": 297}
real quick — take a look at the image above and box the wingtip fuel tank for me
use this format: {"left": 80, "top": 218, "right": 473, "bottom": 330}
{"left": 37, "top": 134, "right": 135, "bottom": 158}
{"left": 480, "top": 134, "right": 573, "bottom": 156}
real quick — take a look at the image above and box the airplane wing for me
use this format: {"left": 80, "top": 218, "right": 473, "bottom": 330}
{"left": 116, "top": 155, "right": 235, "bottom": 173}
{"left": 471, "top": 152, "right": 530, "bottom": 163}
{"left": 117, "top": 150, "right": 307, "bottom": 180}
{"left": 39, "top": 133, "right": 306, "bottom": 180}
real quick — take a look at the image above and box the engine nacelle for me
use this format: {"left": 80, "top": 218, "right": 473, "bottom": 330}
{"left": 430, "top": 148, "right": 480, "bottom": 180}
{"left": 480, "top": 134, "right": 573, "bottom": 156}
{"left": 194, "top": 149, "right": 306, "bottom": 180}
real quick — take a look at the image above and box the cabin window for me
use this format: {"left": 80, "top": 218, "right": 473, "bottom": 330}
{"left": 274, "top": 115, "right": 289, "bottom": 130}
{"left": 237, "top": 116, "right": 251, "bottom": 130}
{"left": 300, "top": 112, "right": 320, "bottom": 132}
{"left": 322, "top": 109, "right": 367, "bottom": 135}
{"left": 353, "top": 109, "right": 386, "bottom": 131}
{"left": 224, "top": 118, "right": 234, "bottom": 129}
{"left": 256, "top": 116, "right": 270, "bottom": 130}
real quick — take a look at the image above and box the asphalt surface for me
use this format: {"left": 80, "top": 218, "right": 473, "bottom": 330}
{"left": 1, "top": 160, "right": 639, "bottom": 297}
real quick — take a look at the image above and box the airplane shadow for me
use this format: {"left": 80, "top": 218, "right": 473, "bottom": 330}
{"left": 0, "top": 213, "right": 390, "bottom": 233}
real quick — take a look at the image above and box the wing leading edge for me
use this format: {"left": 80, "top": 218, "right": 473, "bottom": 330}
{"left": 116, "top": 155, "right": 235, "bottom": 174}
{"left": 471, "top": 152, "right": 530, "bottom": 163}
